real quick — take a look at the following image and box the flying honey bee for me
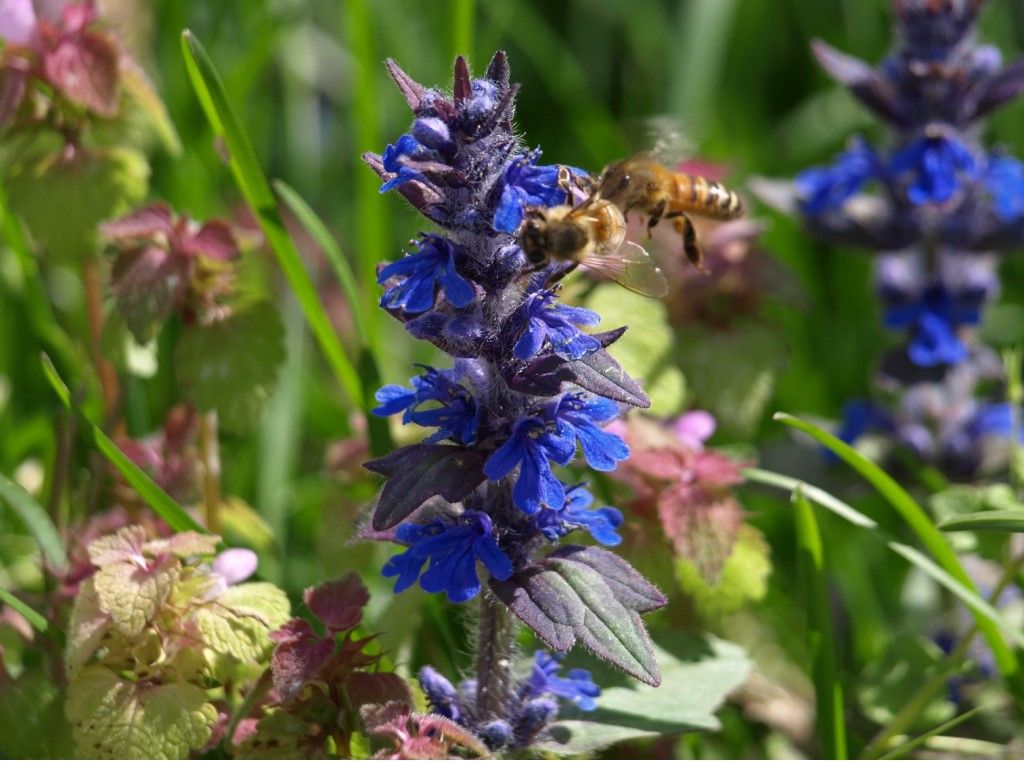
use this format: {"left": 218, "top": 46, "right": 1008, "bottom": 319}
{"left": 597, "top": 153, "right": 745, "bottom": 269}
{"left": 518, "top": 195, "right": 669, "bottom": 298}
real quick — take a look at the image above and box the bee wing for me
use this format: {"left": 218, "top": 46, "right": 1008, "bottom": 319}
{"left": 632, "top": 115, "right": 696, "bottom": 167}
{"left": 579, "top": 241, "right": 669, "bottom": 299}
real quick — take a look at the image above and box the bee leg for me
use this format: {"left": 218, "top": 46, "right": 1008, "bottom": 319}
{"left": 673, "top": 213, "right": 705, "bottom": 271}
{"left": 646, "top": 199, "right": 667, "bottom": 237}
{"left": 557, "top": 165, "right": 574, "bottom": 195}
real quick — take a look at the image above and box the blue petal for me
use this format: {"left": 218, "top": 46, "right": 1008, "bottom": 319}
{"left": 494, "top": 185, "right": 528, "bottom": 232}
{"left": 372, "top": 384, "right": 417, "bottom": 416}
{"left": 575, "top": 424, "right": 630, "bottom": 471}
{"left": 513, "top": 317, "right": 547, "bottom": 359}
{"left": 441, "top": 253, "right": 476, "bottom": 307}
{"left": 474, "top": 534, "right": 513, "bottom": 581}
{"left": 484, "top": 434, "right": 526, "bottom": 480}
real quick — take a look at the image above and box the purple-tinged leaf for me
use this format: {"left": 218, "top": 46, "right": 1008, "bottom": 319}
{"left": 485, "top": 50, "right": 510, "bottom": 88}
{"left": 491, "top": 549, "right": 665, "bottom": 686}
{"left": 810, "top": 39, "right": 906, "bottom": 126}
{"left": 364, "top": 444, "right": 488, "bottom": 531}
{"left": 505, "top": 352, "right": 575, "bottom": 396}
{"left": 491, "top": 566, "right": 576, "bottom": 651}
{"left": 970, "top": 59, "right": 1024, "bottom": 119}
{"left": 111, "top": 245, "right": 191, "bottom": 343}
{"left": 571, "top": 348, "right": 651, "bottom": 408}
{"left": 0, "top": 64, "right": 27, "bottom": 129}
{"left": 384, "top": 58, "right": 425, "bottom": 110}
{"left": 269, "top": 619, "right": 334, "bottom": 702}
{"left": 101, "top": 203, "right": 174, "bottom": 240}
{"left": 43, "top": 29, "right": 120, "bottom": 118}
{"left": 344, "top": 672, "right": 413, "bottom": 712}
{"left": 303, "top": 573, "right": 369, "bottom": 633}
{"left": 452, "top": 55, "right": 471, "bottom": 105}
{"left": 181, "top": 220, "right": 238, "bottom": 260}
{"left": 550, "top": 546, "right": 667, "bottom": 613}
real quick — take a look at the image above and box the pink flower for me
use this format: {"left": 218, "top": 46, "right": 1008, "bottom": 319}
{"left": 0, "top": 0, "right": 38, "bottom": 48}
{"left": 672, "top": 410, "right": 716, "bottom": 451}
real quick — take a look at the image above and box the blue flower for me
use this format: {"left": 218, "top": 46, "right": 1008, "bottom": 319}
{"left": 373, "top": 366, "right": 480, "bottom": 444}
{"left": 493, "top": 150, "right": 567, "bottom": 232}
{"left": 890, "top": 134, "right": 977, "bottom": 205}
{"left": 969, "top": 403, "right": 1024, "bottom": 442}
{"left": 378, "top": 235, "right": 476, "bottom": 314}
{"left": 484, "top": 417, "right": 576, "bottom": 514}
{"left": 419, "top": 666, "right": 462, "bottom": 722}
{"left": 795, "top": 138, "right": 880, "bottom": 215}
{"left": 535, "top": 484, "right": 624, "bottom": 546}
{"left": 512, "top": 288, "right": 601, "bottom": 361}
{"left": 524, "top": 651, "right": 600, "bottom": 711}
{"left": 380, "top": 134, "right": 424, "bottom": 192}
{"left": 985, "top": 155, "right": 1024, "bottom": 222}
{"left": 835, "top": 399, "right": 893, "bottom": 446}
{"left": 382, "top": 511, "right": 513, "bottom": 603}
{"left": 884, "top": 285, "right": 978, "bottom": 366}
{"left": 550, "top": 394, "right": 629, "bottom": 471}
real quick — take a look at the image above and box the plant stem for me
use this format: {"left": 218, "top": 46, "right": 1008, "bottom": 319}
{"left": 863, "top": 549, "right": 1024, "bottom": 757}
{"left": 82, "top": 258, "right": 118, "bottom": 418}
{"left": 198, "top": 410, "right": 222, "bottom": 533}
{"left": 474, "top": 586, "right": 514, "bottom": 721}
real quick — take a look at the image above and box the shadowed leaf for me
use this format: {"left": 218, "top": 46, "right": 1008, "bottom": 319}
{"left": 364, "top": 444, "right": 488, "bottom": 530}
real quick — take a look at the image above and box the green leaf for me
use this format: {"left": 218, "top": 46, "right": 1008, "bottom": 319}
{"left": 6, "top": 147, "right": 148, "bottom": 262}
{"left": 40, "top": 354, "right": 206, "bottom": 534}
{"left": 858, "top": 633, "right": 956, "bottom": 730}
{"left": 887, "top": 542, "right": 1024, "bottom": 648}
{"left": 676, "top": 524, "right": 771, "bottom": 620}
{"left": 743, "top": 466, "right": 879, "bottom": 529}
{"left": 0, "top": 668, "right": 74, "bottom": 758}
{"left": 678, "top": 324, "right": 786, "bottom": 437}
{"left": 190, "top": 582, "right": 290, "bottom": 674}
{"left": 180, "top": 31, "right": 363, "bottom": 406}
{"left": 879, "top": 705, "right": 983, "bottom": 761}
{"left": 939, "top": 510, "right": 1024, "bottom": 533}
{"left": 0, "top": 471, "right": 66, "bottom": 572}
{"left": 273, "top": 179, "right": 393, "bottom": 456}
{"left": 773, "top": 412, "right": 1023, "bottom": 691}
{"left": 793, "top": 488, "right": 847, "bottom": 760}
{"left": 92, "top": 555, "right": 180, "bottom": 638}
{"left": 0, "top": 584, "right": 47, "bottom": 634}
{"left": 586, "top": 284, "right": 686, "bottom": 414}
{"left": 67, "top": 665, "right": 217, "bottom": 758}
{"left": 175, "top": 302, "right": 286, "bottom": 434}
{"left": 537, "top": 634, "right": 750, "bottom": 755}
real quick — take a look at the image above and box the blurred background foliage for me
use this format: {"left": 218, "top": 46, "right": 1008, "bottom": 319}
{"left": 6, "top": 0, "right": 1024, "bottom": 756}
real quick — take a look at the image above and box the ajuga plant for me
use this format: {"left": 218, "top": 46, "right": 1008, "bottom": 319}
{"left": 761, "top": 0, "right": 1024, "bottom": 479}
{"left": 361, "top": 53, "right": 667, "bottom": 752}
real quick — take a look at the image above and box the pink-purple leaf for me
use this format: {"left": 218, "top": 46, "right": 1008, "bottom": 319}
{"left": 303, "top": 573, "right": 369, "bottom": 633}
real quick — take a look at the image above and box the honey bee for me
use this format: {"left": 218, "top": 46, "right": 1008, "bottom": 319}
{"left": 596, "top": 153, "right": 744, "bottom": 269}
{"left": 518, "top": 196, "right": 669, "bottom": 298}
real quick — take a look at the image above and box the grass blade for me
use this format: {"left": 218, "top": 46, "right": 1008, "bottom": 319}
{"left": 0, "top": 473, "right": 66, "bottom": 573}
{"left": 887, "top": 542, "right": 1024, "bottom": 648}
{"left": 939, "top": 510, "right": 1024, "bottom": 533}
{"left": 878, "top": 705, "right": 983, "bottom": 760}
{"left": 180, "top": 30, "right": 364, "bottom": 407}
{"left": 773, "top": 412, "right": 1022, "bottom": 692}
{"left": 41, "top": 354, "right": 206, "bottom": 534}
{"left": 793, "top": 488, "right": 848, "bottom": 760}
{"left": 452, "top": 0, "right": 475, "bottom": 59}
{"left": 0, "top": 585, "right": 47, "bottom": 634}
{"left": 743, "top": 467, "right": 878, "bottom": 529}
{"left": 273, "top": 180, "right": 394, "bottom": 456}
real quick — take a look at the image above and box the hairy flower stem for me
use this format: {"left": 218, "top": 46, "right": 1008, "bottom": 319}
{"left": 82, "top": 258, "right": 119, "bottom": 420}
{"left": 474, "top": 586, "right": 514, "bottom": 721}
{"left": 198, "top": 410, "right": 222, "bottom": 533}
{"left": 864, "top": 549, "right": 1024, "bottom": 757}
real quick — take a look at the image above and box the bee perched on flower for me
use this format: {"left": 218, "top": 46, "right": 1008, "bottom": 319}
{"left": 361, "top": 53, "right": 666, "bottom": 752}
{"left": 759, "top": 0, "right": 1024, "bottom": 479}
